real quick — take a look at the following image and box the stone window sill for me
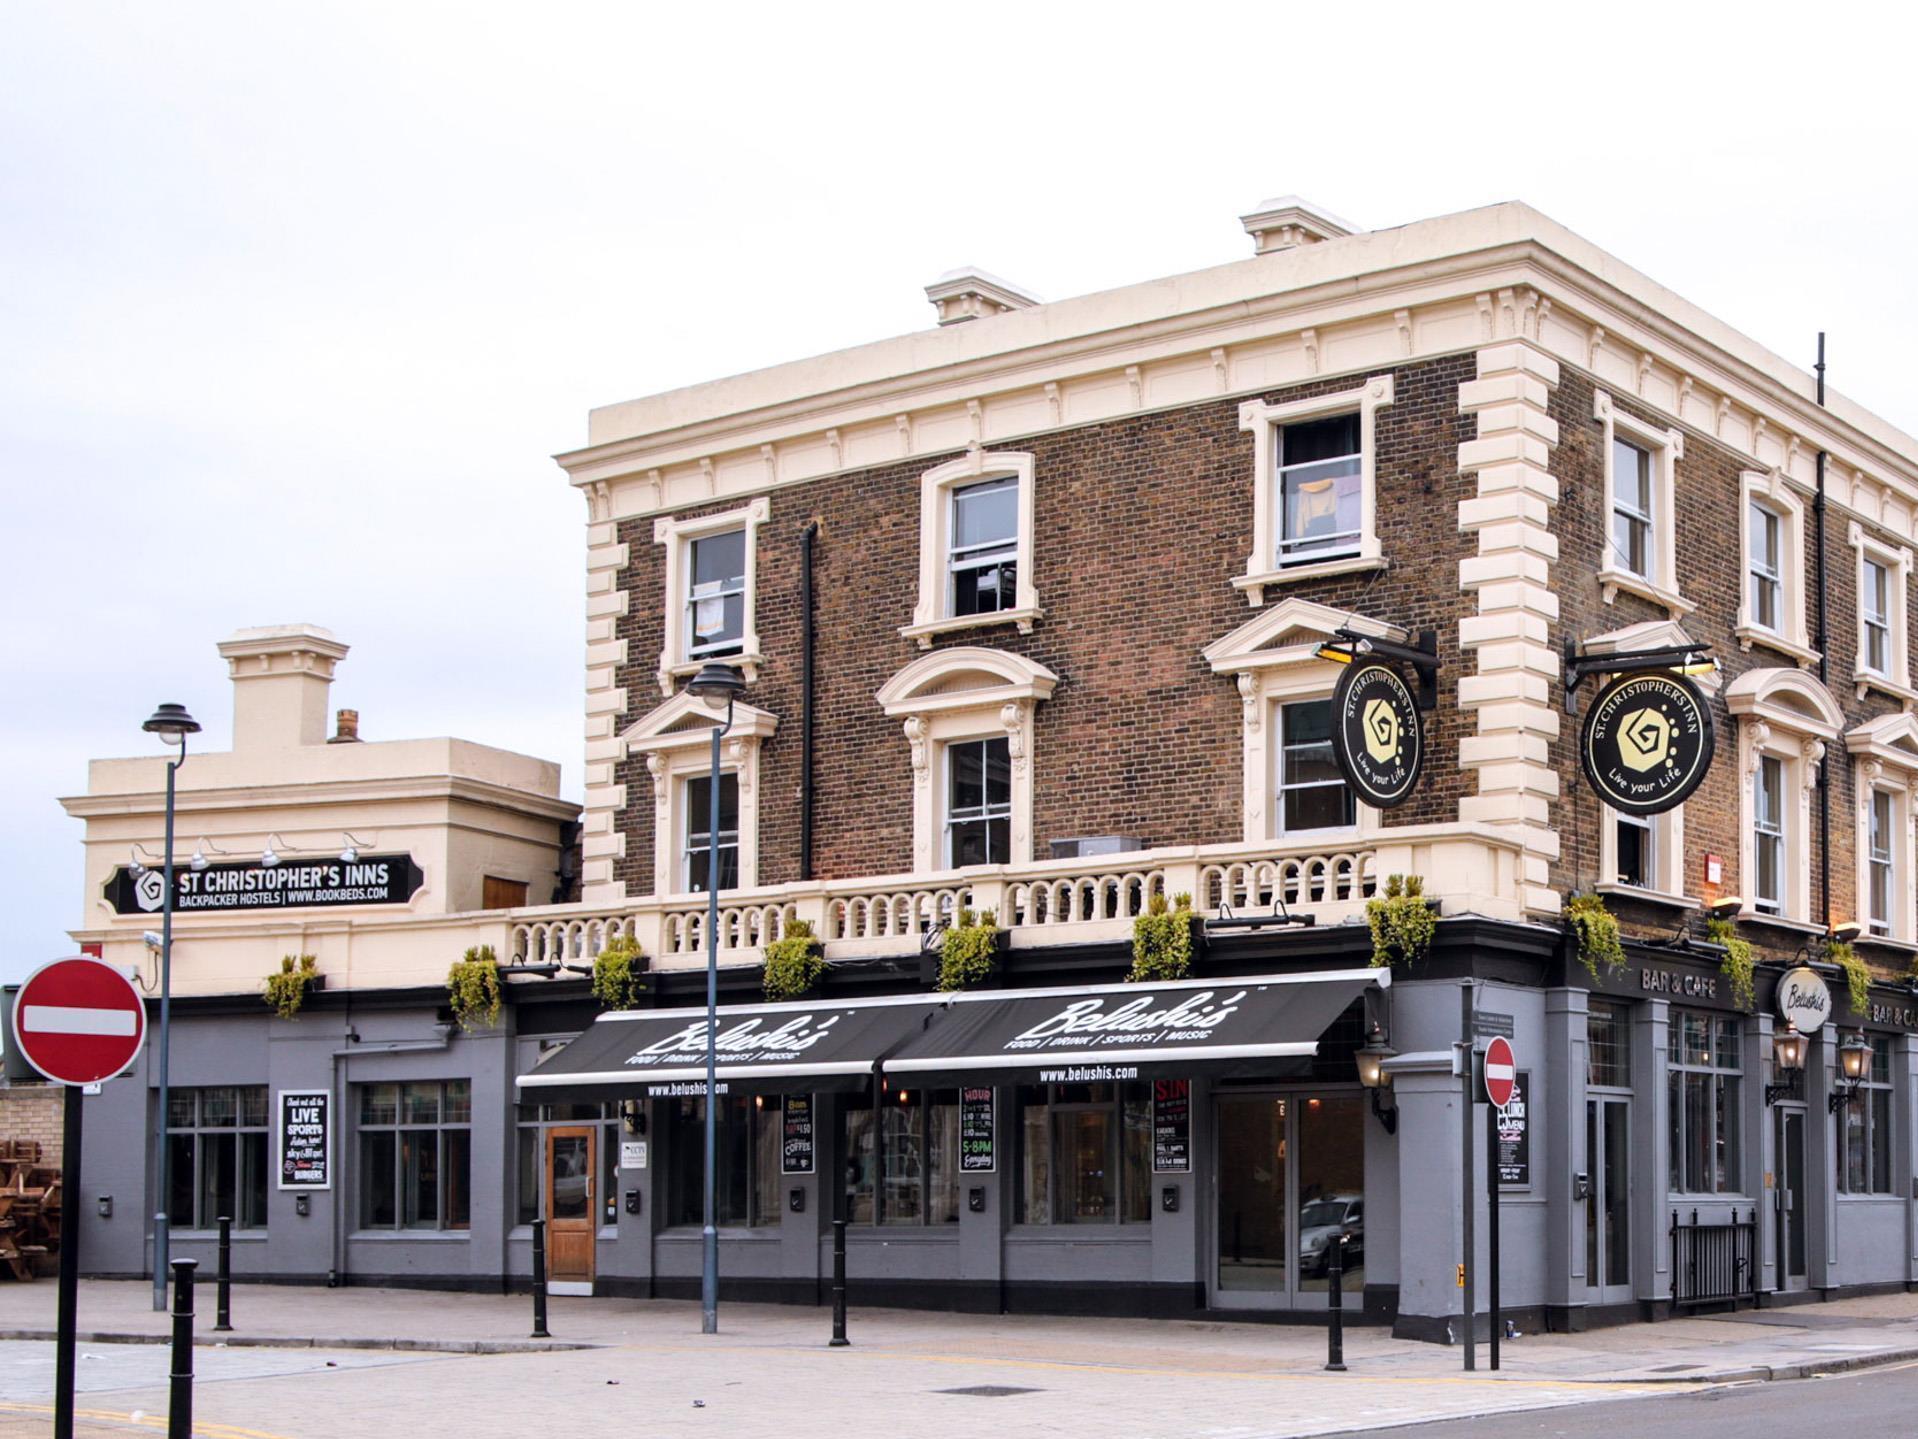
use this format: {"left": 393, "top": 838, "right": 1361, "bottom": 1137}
{"left": 1854, "top": 668, "right": 1918, "bottom": 707}
{"left": 1735, "top": 625, "right": 1819, "bottom": 666}
{"left": 1233, "top": 555, "right": 1386, "bottom": 605}
{"left": 1599, "top": 564, "right": 1695, "bottom": 617}
{"left": 899, "top": 607, "right": 1043, "bottom": 649}
{"left": 659, "top": 652, "right": 763, "bottom": 696}
{"left": 1592, "top": 883, "right": 1698, "bottom": 912}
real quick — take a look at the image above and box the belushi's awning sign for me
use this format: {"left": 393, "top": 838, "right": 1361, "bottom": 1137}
{"left": 105, "top": 854, "right": 424, "bottom": 915}
{"left": 882, "top": 969, "right": 1385, "bottom": 1086}
{"left": 517, "top": 993, "right": 950, "bottom": 1097}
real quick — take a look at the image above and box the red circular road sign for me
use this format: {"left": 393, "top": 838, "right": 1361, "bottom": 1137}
{"left": 1483, "top": 1034, "right": 1517, "bottom": 1111}
{"left": 10, "top": 956, "right": 147, "bottom": 1085}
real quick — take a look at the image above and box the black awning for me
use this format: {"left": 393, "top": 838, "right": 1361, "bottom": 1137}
{"left": 879, "top": 969, "right": 1385, "bottom": 1087}
{"left": 516, "top": 993, "right": 948, "bottom": 1098}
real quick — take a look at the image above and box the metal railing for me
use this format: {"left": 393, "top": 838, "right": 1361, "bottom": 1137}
{"left": 1670, "top": 1206, "right": 1759, "bottom": 1309}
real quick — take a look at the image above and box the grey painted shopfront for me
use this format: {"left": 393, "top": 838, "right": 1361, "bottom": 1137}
{"left": 57, "top": 923, "right": 1918, "bottom": 1339}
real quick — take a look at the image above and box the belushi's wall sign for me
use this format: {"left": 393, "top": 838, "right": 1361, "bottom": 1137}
{"left": 1579, "top": 670, "right": 1715, "bottom": 815}
{"left": 106, "top": 854, "right": 424, "bottom": 915}
{"left": 1331, "top": 658, "right": 1424, "bottom": 808}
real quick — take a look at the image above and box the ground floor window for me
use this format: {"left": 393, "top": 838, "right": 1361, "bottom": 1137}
{"left": 165, "top": 1085, "right": 269, "bottom": 1230}
{"left": 1668, "top": 1011, "right": 1741, "bottom": 1194}
{"left": 664, "top": 1094, "right": 781, "bottom": 1228}
{"left": 841, "top": 1088, "right": 960, "bottom": 1225}
{"left": 358, "top": 1081, "right": 472, "bottom": 1230}
{"left": 515, "top": 1102, "right": 621, "bottom": 1228}
{"left": 1839, "top": 1034, "right": 1894, "bottom": 1195}
{"left": 1015, "top": 1082, "right": 1151, "bottom": 1224}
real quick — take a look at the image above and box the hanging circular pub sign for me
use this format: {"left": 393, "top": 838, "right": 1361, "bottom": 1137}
{"left": 1331, "top": 659, "right": 1424, "bottom": 809}
{"left": 1579, "top": 670, "right": 1715, "bottom": 816}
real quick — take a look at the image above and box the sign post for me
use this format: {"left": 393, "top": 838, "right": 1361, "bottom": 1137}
{"left": 1482, "top": 1035, "right": 1516, "bottom": 1372}
{"left": 10, "top": 956, "right": 148, "bottom": 1439}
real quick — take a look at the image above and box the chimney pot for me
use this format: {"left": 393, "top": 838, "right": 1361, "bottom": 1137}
{"left": 329, "top": 708, "right": 361, "bottom": 744}
{"left": 1238, "top": 196, "right": 1361, "bottom": 254}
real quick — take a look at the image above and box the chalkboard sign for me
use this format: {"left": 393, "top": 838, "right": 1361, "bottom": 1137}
{"left": 960, "top": 1087, "right": 995, "bottom": 1172}
{"left": 782, "top": 1093, "right": 815, "bottom": 1175}
{"left": 277, "top": 1089, "right": 331, "bottom": 1190}
{"left": 1496, "top": 1071, "right": 1529, "bottom": 1188}
{"left": 1152, "top": 1078, "right": 1191, "bottom": 1174}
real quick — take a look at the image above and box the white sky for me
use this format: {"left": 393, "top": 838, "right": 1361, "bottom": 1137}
{"left": 5, "top": 3, "right": 1917, "bottom": 989}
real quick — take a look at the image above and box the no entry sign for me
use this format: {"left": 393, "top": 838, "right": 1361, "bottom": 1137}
{"left": 10, "top": 956, "right": 146, "bottom": 1085}
{"left": 1483, "top": 1035, "right": 1516, "bottom": 1111}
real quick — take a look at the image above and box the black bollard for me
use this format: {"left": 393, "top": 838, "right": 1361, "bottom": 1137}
{"left": 530, "top": 1218, "right": 551, "bottom": 1339}
{"left": 1324, "top": 1234, "right": 1347, "bottom": 1372}
{"left": 168, "top": 1258, "right": 198, "bottom": 1439}
{"left": 214, "top": 1215, "right": 233, "bottom": 1332}
{"left": 829, "top": 1218, "right": 849, "bottom": 1347}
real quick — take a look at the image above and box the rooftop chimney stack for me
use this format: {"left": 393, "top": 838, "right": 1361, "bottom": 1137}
{"left": 1238, "top": 196, "right": 1361, "bottom": 255}
{"left": 925, "top": 267, "right": 1041, "bottom": 325}
{"left": 216, "top": 624, "right": 350, "bottom": 750}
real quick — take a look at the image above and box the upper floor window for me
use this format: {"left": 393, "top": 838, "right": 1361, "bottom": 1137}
{"left": 1753, "top": 754, "right": 1785, "bottom": 915}
{"left": 1594, "top": 391, "right": 1689, "bottom": 616}
{"left": 1727, "top": 666, "right": 1844, "bottom": 926}
{"left": 946, "top": 737, "right": 1011, "bottom": 867}
{"left": 1235, "top": 376, "right": 1393, "bottom": 604}
{"left": 949, "top": 477, "right": 1019, "bottom": 617}
{"left": 683, "top": 772, "right": 740, "bottom": 893}
{"left": 1277, "top": 414, "right": 1362, "bottom": 565}
{"left": 904, "top": 452, "right": 1041, "bottom": 646}
{"left": 651, "top": 499, "right": 768, "bottom": 696}
{"left": 1847, "top": 522, "right": 1913, "bottom": 703}
{"left": 1747, "top": 501, "right": 1782, "bottom": 632}
{"left": 1736, "top": 471, "right": 1813, "bottom": 662}
{"left": 1615, "top": 810, "right": 1656, "bottom": 890}
{"left": 1867, "top": 787, "right": 1895, "bottom": 938}
{"left": 1277, "top": 700, "right": 1355, "bottom": 834}
{"left": 1847, "top": 713, "right": 1918, "bottom": 947}
{"left": 1612, "top": 438, "right": 1656, "bottom": 580}
{"left": 686, "top": 527, "right": 746, "bottom": 658}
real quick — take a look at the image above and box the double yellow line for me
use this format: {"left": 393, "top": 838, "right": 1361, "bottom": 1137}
{"left": 0, "top": 1400, "right": 294, "bottom": 1438}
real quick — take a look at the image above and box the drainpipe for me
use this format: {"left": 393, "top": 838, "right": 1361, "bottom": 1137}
{"left": 1814, "top": 334, "right": 1831, "bottom": 930}
{"left": 800, "top": 521, "right": 819, "bottom": 882}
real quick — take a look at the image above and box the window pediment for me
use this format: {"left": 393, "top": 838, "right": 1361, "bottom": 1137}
{"left": 1846, "top": 712, "right": 1918, "bottom": 775}
{"left": 1724, "top": 666, "right": 1842, "bottom": 740}
{"left": 622, "top": 691, "right": 779, "bottom": 756}
{"left": 1203, "top": 597, "right": 1403, "bottom": 676}
{"left": 876, "top": 646, "right": 1058, "bottom": 717}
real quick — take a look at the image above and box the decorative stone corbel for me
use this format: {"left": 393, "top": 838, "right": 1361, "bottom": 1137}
{"left": 904, "top": 715, "right": 928, "bottom": 781}
{"left": 1238, "top": 671, "right": 1261, "bottom": 732}
{"left": 1393, "top": 310, "right": 1412, "bottom": 355}
{"left": 1300, "top": 329, "right": 1319, "bottom": 374}
{"left": 1746, "top": 721, "right": 1772, "bottom": 777}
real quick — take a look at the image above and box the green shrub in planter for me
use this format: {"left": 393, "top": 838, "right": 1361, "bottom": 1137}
{"left": 1565, "top": 893, "right": 1625, "bottom": 981}
{"left": 446, "top": 945, "right": 502, "bottom": 1031}
{"left": 264, "top": 953, "right": 320, "bottom": 1021}
{"left": 762, "top": 919, "right": 826, "bottom": 1001}
{"left": 1706, "top": 917, "right": 1755, "bottom": 1012}
{"left": 938, "top": 908, "right": 999, "bottom": 992}
{"left": 591, "top": 937, "right": 647, "bottom": 1011}
{"left": 1129, "top": 892, "right": 1194, "bottom": 983}
{"left": 1366, "top": 874, "right": 1435, "bottom": 969}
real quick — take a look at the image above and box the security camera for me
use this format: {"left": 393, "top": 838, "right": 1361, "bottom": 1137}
{"left": 142, "top": 931, "right": 163, "bottom": 950}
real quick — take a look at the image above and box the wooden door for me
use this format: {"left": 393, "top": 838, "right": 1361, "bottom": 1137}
{"left": 545, "top": 1127, "right": 596, "bottom": 1290}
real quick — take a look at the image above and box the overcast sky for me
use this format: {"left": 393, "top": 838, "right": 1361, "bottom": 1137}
{"left": 5, "top": 4, "right": 1916, "bottom": 990}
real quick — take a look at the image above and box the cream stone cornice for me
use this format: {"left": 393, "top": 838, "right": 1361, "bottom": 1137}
{"left": 558, "top": 203, "right": 1918, "bottom": 554}
{"left": 59, "top": 775, "right": 581, "bottom": 824}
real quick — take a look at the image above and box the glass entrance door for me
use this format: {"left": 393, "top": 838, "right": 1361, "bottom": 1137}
{"left": 1584, "top": 1096, "right": 1631, "bottom": 1304}
{"left": 1775, "top": 1108, "right": 1807, "bottom": 1291}
{"left": 1212, "top": 1093, "right": 1364, "bottom": 1310}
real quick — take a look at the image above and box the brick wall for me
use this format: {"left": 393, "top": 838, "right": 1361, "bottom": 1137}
{"left": 0, "top": 1083, "right": 63, "bottom": 1169}
{"left": 613, "top": 354, "right": 1480, "bottom": 895}
{"left": 1548, "top": 364, "right": 1917, "bottom": 976}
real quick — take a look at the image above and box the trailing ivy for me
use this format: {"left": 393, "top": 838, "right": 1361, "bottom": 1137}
{"left": 762, "top": 918, "right": 826, "bottom": 1001}
{"left": 1827, "top": 939, "right": 1871, "bottom": 1016}
{"left": 1705, "top": 917, "right": 1755, "bottom": 1012}
{"left": 1129, "top": 892, "right": 1195, "bottom": 983}
{"left": 264, "top": 953, "right": 319, "bottom": 1021}
{"left": 938, "top": 908, "right": 1000, "bottom": 992}
{"left": 446, "top": 944, "right": 502, "bottom": 1031}
{"left": 1366, "top": 874, "right": 1435, "bottom": 969}
{"left": 1564, "top": 894, "right": 1625, "bottom": 980}
{"left": 591, "top": 937, "right": 648, "bottom": 1011}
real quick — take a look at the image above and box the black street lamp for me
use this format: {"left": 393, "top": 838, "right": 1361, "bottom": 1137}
{"left": 141, "top": 702, "right": 200, "bottom": 1311}
{"left": 685, "top": 662, "right": 745, "bottom": 1336}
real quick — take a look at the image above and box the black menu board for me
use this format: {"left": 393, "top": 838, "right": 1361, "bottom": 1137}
{"left": 960, "top": 1087, "right": 995, "bottom": 1172}
{"left": 1496, "top": 1071, "right": 1530, "bottom": 1188}
{"left": 277, "top": 1089, "right": 331, "bottom": 1190}
{"left": 781, "top": 1093, "right": 815, "bottom": 1175}
{"left": 1152, "top": 1078, "right": 1191, "bottom": 1173}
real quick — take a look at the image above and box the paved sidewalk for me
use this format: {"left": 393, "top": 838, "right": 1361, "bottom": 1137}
{"left": 4, "top": 1281, "right": 1918, "bottom": 1437}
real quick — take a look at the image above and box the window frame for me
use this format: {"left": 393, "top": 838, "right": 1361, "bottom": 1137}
{"left": 943, "top": 735, "right": 1012, "bottom": 868}
{"left": 1275, "top": 413, "right": 1364, "bottom": 566}
{"left": 164, "top": 1085, "right": 270, "bottom": 1232}
{"left": 1847, "top": 731, "right": 1918, "bottom": 948}
{"left": 1234, "top": 376, "right": 1393, "bottom": 604}
{"left": 356, "top": 1080, "right": 473, "bottom": 1233}
{"left": 1273, "top": 698, "right": 1357, "bottom": 838}
{"left": 1594, "top": 390, "right": 1691, "bottom": 616}
{"left": 1836, "top": 1033, "right": 1894, "bottom": 1196}
{"left": 514, "top": 1101, "right": 622, "bottom": 1231}
{"left": 651, "top": 499, "right": 769, "bottom": 697}
{"left": 662, "top": 1093, "right": 784, "bottom": 1230}
{"left": 1013, "top": 1081, "right": 1153, "bottom": 1227}
{"left": 903, "top": 451, "right": 1041, "bottom": 646}
{"left": 1727, "top": 668, "right": 1845, "bottom": 927}
{"left": 1666, "top": 1010, "right": 1743, "bottom": 1197}
{"left": 681, "top": 770, "right": 742, "bottom": 894}
{"left": 1734, "top": 470, "right": 1814, "bottom": 662}
{"left": 1847, "top": 522, "right": 1915, "bottom": 704}
{"left": 683, "top": 526, "right": 748, "bottom": 661}
{"left": 840, "top": 1087, "right": 963, "bottom": 1228}
{"left": 624, "top": 690, "right": 778, "bottom": 899}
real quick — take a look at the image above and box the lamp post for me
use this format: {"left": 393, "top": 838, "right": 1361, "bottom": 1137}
{"left": 142, "top": 703, "right": 200, "bottom": 1312}
{"left": 686, "top": 662, "right": 745, "bottom": 1336}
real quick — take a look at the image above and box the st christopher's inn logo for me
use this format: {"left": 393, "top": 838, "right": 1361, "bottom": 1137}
{"left": 1580, "top": 670, "right": 1715, "bottom": 816}
{"left": 1331, "top": 659, "right": 1424, "bottom": 808}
